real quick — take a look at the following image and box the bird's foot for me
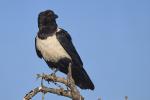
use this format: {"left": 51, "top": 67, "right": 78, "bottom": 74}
{"left": 50, "top": 72, "right": 56, "bottom": 77}
{"left": 51, "top": 69, "right": 58, "bottom": 76}
{"left": 46, "top": 73, "right": 56, "bottom": 84}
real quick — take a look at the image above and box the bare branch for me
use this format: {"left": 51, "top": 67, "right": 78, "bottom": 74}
{"left": 24, "top": 86, "right": 72, "bottom": 100}
{"left": 37, "top": 73, "right": 68, "bottom": 86}
{"left": 24, "top": 63, "right": 84, "bottom": 100}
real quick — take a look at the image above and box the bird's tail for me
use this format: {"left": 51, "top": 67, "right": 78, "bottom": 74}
{"left": 72, "top": 67, "right": 95, "bottom": 90}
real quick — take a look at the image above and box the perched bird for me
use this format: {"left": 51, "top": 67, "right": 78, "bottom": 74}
{"left": 35, "top": 10, "right": 95, "bottom": 90}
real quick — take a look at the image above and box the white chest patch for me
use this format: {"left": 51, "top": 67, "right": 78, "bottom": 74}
{"left": 36, "top": 35, "right": 71, "bottom": 62}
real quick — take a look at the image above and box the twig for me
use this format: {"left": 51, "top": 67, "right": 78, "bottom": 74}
{"left": 125, "top": 96, "right": 128, "bottom": 100}
{"left": 67, "top": 63, "right": 83, "bottom": 100}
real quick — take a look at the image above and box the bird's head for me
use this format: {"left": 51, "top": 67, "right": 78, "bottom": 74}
{"left": 38, "top": 10, "right": 58, "bottom": 33}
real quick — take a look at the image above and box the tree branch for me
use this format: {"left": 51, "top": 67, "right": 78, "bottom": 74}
{"left": 24, "top": 86, "right": 72, "bottom": 100}
{"left": 23, "top": 63, "right": 84, "bottom": 100}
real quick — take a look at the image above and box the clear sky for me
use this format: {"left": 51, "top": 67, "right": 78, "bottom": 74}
{"left": 0, "top": 0, "right": 150, "bottom": 100}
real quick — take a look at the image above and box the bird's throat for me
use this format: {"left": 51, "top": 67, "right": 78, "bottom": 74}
{"left": 38, "top": 25, "right": 58, "bottom": 39}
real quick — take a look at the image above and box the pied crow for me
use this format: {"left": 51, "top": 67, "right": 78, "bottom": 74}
{"left": 35, "top": 10, "right": 95, "bottom": 90}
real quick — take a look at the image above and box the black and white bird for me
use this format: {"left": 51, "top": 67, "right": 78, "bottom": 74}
{"left": 35, "top": 10, "right": 95, "bottom": 90}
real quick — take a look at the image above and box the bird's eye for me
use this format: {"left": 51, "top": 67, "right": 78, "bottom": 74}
{"left": 47, "top": 12, "right": 52, "bottom": 16}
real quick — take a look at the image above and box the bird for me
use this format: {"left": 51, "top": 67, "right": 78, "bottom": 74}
{"left": 35, "top": 10, "right": 95, "bottom": 90}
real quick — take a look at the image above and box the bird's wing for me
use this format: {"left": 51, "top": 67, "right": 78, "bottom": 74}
{"left": 56, "top": 29, "right": 83, "bottom": 66}
{"left": 35, "top": 37, "right": 42, "bottom": 58}
{"left": 56, "top": 29, "right": 95, "bottom": 90}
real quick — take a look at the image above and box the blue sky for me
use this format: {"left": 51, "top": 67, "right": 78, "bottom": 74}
{"left": 0, "top": 0, "right": 150, "bottom": 100}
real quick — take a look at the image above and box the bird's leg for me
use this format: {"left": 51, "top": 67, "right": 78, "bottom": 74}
{"left": 41, "top": 73, "right": 44, "bottom": 86}
{"left": 49, "top": 69, "right": 63, "bottom": 89}
{"left": 50, "top": 68, "right": 58, "bottom": 77}
{"left": 46, "top": 69, "right": 58, "bottom": 84}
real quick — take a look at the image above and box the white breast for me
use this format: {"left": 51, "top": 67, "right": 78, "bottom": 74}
{"left": 36, "top": 35, "right": 71, "bottom": 62}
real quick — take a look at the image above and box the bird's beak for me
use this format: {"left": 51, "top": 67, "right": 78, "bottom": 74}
{"left": 54, "top": 14, "right": 58, "bottom": 19}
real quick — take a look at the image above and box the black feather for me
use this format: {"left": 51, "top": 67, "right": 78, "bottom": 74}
{"left": 35, "top": 38, "right": 42, "bottom": 58}
{"left": 56, "top": 29, "right": 83, "bottom": 66}
{"left": 56, "top": 29, "right": 95, "bottom": 90}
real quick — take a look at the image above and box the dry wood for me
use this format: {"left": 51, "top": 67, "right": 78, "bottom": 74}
{"left": 23, "top": 63, "right": 84, "bottom": 100}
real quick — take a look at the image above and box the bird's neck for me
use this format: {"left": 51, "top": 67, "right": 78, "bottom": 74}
{"left": 41, "top": 26, "right": 57, "bottom": 33}
{"left": 38, "top": 23, "right": 58, "bottom": 39}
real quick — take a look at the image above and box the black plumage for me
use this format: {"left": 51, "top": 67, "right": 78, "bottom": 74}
{"left": 35, "top": 10, "right": 95, "bottom": 90}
